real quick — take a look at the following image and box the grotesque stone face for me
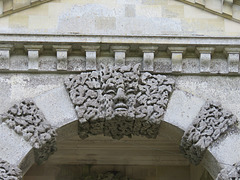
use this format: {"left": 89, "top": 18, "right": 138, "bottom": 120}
{"left": 100, "top": 64, "right": 140, "bottom": 119}
{"left": 65, "top": 64, "right": 175, "bottom": 140}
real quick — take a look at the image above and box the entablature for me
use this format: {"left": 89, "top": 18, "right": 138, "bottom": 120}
{"left": 0, "top": 34, "right": 240, "bottom": 76}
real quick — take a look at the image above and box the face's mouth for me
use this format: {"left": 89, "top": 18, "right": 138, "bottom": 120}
{"left": 114, "top": 103, "right": 128, "bottom": 111}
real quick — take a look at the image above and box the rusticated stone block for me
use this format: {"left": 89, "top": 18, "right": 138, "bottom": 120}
{"left": 0, "top": 158, "right": 22, "bottom": 180}
{"left": 65, "top": 64, "right": 174, "bottom": 140}
{"left": 217, "top": 162, "right": 240, "bottom": 180}
{"left": 180, "top": 101, "right": 238, "bottom": 165}
{"left": 2, "top": 100, "right": 57, "bottom": 164}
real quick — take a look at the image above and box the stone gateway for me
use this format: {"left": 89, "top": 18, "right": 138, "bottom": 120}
{"left": 0, "top": 0, "right": 240, "bottom": 179}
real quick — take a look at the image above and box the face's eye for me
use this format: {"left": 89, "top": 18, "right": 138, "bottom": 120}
{"left": 104, "top": 87, "right": 116, "bottom": 95}
{"left": 126, "top": 88, "right": 135, "bottom": 95}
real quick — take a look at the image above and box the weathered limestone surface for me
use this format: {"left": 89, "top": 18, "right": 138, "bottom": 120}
{"left": 2, "top": 100, "right": 57, "bottom": 164}
{"left": 34, "top": 86, "right": 78, "bottom": 128}
{"left": 65, "top": 64, "right": 175, "bottom": 140}
{"left": 164, "top": 90, "right": 205, "bottom": 131}
{"left": 0, "top": 158, "right": 22, "bottom": 180}
{"left": 0, "top": 123, "right": 33, "bottom": 173}
{"left": 180, "top": 101, "right": 238, "bottom": 165}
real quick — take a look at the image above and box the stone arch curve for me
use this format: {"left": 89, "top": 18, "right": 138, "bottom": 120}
{"left": 0, "top": 64, "right": 240, "bottom": 180}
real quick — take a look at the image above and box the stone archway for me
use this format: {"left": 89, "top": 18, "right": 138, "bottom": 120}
{"left": 0, "top": 64, "right": 239, "bottom": 180}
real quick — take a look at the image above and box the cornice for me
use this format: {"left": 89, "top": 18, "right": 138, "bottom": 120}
{"left": 0, "top": 34, "right": 240, "bottom": 75}
{"left": 0, "top": 0, "right": 53, "bottom": 18}
{"left": 177, "top": 0, "right": 240, "bottom": 23}
{"left": 0, "top": 34, "right": 240, "bottom": 45}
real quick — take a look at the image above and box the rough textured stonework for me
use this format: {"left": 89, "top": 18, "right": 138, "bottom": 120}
{"left": 83, "top": 171, "right": 133, "bottom": 180}
{"left": 180, "top": 101, "right": 238, "bottom": 165}
{"left": 216, "top": 162, "right": 240, "bottom": 180}
{"left": 0, "top": 158, "right": 22, "bottom": 180}
{"left": 2, "top": 100, "right": 57, "bottom": 164}
{"left": 65, "top": 64, "right": 174, "bottom": 140}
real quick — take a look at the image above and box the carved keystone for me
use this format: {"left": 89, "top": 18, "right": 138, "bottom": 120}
{"left": 24, "top": 45, "right": 43, "bottom": 71}
{"left": 0, "top": 158, "right": 22, "bottom": 180}
{"left": 216, "top": 162, "right": 240, "bottom": 180}
{"left": 111, "top": 46, "right": 130, "bottom": 67}
{"left": 168, "top": 47, "right": 186, "bottom": 73}
{"left": 224, "top": 47, "right": 240, "bottom": 74}
{"left": 82, "top": 45, "right": 100, "bottom": 71}
{"left": 0, "top": 44, "right": 13, "bottom": 70}
{"left": 140, "top": 46, "right": 158, "bottom": 71}
{"left": 2, "top": 100, "right": 57, "bottom": 164}
{"left": 196, "top": 47, "right": 215, "bottom": 73}
{"left": 53, "top": 45, "right": 72, "bottom": 71}
{"left": 65, "top": 64, "right": 175, "bottom": 140}
{"left": 180, "top": 101, "right": 237, "bottom": 165}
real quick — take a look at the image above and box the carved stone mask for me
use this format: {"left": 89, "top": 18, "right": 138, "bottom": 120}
{"left": 99, "top": 64, "right": 140, "bottom": 119}
{"left": 65, "top": 64, "right": 175, "bottom": 140}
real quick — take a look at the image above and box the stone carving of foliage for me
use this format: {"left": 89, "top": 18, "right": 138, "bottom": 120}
{"left": 65, "top": 64, "right": 174, "bottom": 140}
{"left": 0, "top": 158, "right": 22, "bottom": 180}
{"left": 217, "top": 162, "right": 240, "bottom": 180}
{"left": 2, "top": 100, "right": 57, "bottom": 164}
{"left": 83, "top": 171, "right": 134, "bottom": 180}
{"left": 180, "top": 101, "right": 238, "bottom": 165}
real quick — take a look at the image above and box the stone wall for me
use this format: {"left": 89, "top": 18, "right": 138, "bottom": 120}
{"left": 0, "top": 0, "right": 239, "bottom": 36}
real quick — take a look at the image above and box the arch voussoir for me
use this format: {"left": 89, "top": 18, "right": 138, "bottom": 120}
{"left": 1, "top": 100, "right": 57, "bottom": 165}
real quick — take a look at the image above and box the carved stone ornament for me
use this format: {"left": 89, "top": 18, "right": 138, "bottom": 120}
{"left": 0, "top": 158, "right": 22, "bottom": 180}
{"left": 216, "top": 162, "right": 240, "bottom": 180}
{"left": 180, "top": 101, "right": 238, "bottom": 165}
{"left": 83, "top": 171, "right": 134, "bottom": 180}
{"left": 65, "top": 64, "right": 175, "bottom": 140}
{"left": 2, "top": 100, "right": 57, "bottom": 164}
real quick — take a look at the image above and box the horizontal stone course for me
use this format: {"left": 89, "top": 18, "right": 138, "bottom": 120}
{"left": 0, "top": 42, "right": 239, "bottom": 76}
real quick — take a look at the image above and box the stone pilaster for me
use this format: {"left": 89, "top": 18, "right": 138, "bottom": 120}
{"left": 24, "top": 45, "right": 43, "bottom": 71}
{"left": 224, "top": 47, "right": 240, "bottom": 74}
{"left": 111, "top": 46, "right": 129, "bottom": 67}
{"left": 82, "top": 45, "right": 100, "bottom": 70}
{"left": 196, "top": 47, "right": 215, "bottom": 73}
{"left": 0, "top": 44, "right": 13, "bottom": 70}
{"left": 53, "top": 45, "right": 71, "bottom": 71}
{"left": 168, "top": 47, "right": 186, "bottom": 73}
{"left": 139, "top": 46, "right": 158, "bottom": 71}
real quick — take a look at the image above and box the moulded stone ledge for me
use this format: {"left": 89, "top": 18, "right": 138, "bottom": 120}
{"left": 177, "top": 0, "right": 240, "bottom": 22}
{"left": 0, "top": 0, "right": 53, "bottom": 18}
{"left": 0, "top": 42, "right": 239, "bottom": 76}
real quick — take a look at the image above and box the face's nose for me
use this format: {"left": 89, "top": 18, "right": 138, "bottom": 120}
{"left": 114, "top": 87, "right": 126, "bottom": 103}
